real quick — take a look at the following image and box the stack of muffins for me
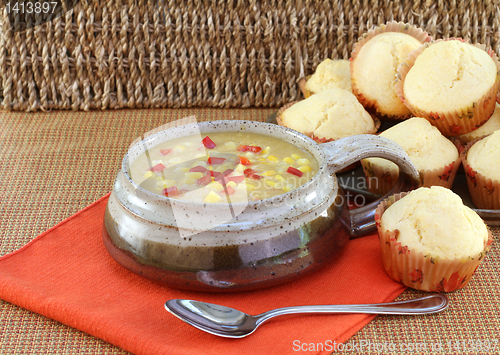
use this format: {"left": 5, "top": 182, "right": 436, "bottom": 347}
{"left": 276, "top": 21, "right": 498, "bottom": 292}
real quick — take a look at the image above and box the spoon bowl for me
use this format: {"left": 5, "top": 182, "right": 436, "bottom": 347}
{"left": 165, "top": 294, "right": 449, "bottom": 338}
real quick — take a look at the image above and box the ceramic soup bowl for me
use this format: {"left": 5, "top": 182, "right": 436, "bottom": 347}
{"left": 103, "top": 120, "right": 419, "bottom": 292}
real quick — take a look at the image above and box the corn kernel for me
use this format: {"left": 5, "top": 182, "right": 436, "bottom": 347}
{"left": 246, "top": 152, "right": 255, "bottom": 158}
{"left": 155, "top": 179, "right": 176, "bottom": 188}
{"left": 206, "top": 181, "right": 224, "bottom": 191}
{"left": 275, "top": 174, "right": 285, "bottom": 182}
{"left": 174, "top": 145, "right": 186, "bottom": 152}
{"left": 267, "top": 155, "right": 278, "bottom": 163}
{"left": 265, "top": 180, "right": 277, "bottom": 188}
{"left": 175, "top": 167, "right": 190, "bottom": 173}
{"left": 169, "top": 157, "right": 182, "bottom": 164}
{"left": 283, "top": 184, "right": 294, "bottom": 192}
{"left": 297, "top": 158, "right": 310, "bottom": 165}
{"left": 262, "top": 146, "right": 271, "bottom": 154}
{"left": 298, "top": 165, "right": 312, "bottom": 173}
{"left": 283, "top": 157, "right": 295, "bottom": 164}
{"left": 262, "top": 170, "right": 276, "bottom": 177}
{"left": 185, "top": 172, "right": 204, "bottom": 179}
{"left": 143, "top": 171, "right": 155, "bottom": 179}
{"left": 291, "top": 154, "right": 301, "bottom": 160}
{"left": 204, "top": 191, "right": 222, "bottom": 203}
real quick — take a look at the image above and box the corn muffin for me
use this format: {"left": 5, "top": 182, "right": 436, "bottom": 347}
{"left": 277, "top": 88, "right": 377, "bottom": 142}
{"left": 456, "top": 103, "right": 500, "bottom": 144}
{"left": 397, "top": 39, "right": 500, "bottom": 136}
{"left": 304, "top": 59, "right": 352, "bottom": 96}
{"left": 375, "top": 186, "right": 492, "bottom": 292}
{"left": 361, "top": 117, "right": 460, "bottom": 194}
{"left": 462, "top": 129, "right": 500, "bottom": 209}
{"left": 351, "top": 22, "right": 431, "bottom": 119}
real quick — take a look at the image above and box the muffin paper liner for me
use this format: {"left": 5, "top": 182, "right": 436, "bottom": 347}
{"left": 395, "top": 37, "right": 500, "bottom": 136}
{"left": 460, "top": 138, "right": 500, "bottom": 210}
{"left": 375, "top": 192, "right": 493, "bottom": 292}
{"left": 350, "top": 21, "right": 432, "bottom": 121}
{"left": 361, "top": 156, "right": 461, "bottom": 195}
{"left": 299, "top": 76, "right": 313, "bottom": 99}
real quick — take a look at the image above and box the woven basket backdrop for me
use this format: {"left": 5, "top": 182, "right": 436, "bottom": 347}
{"left": 1, "top": 0, "right": 500, "bottom": 112}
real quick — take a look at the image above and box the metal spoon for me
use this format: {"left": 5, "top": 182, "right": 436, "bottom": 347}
{"left": 165, "top": 294, "right": 449, "bottom": 338}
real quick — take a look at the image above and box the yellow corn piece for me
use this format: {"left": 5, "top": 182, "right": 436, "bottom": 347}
{"left": 204, "top": 191, "right": 222, "bottom": 203}
{"left": 206, "top": 181, "right": 224, "bottom": 191}
{"left": 298, "top": 165, "right": 312, "bottom": 173}
{"left": 265, "top": 180, "right": 277, "bottom": 188}
{"left": 291, "top": 154, "right": 301, "bottom": 160}
{"left": 143, "top": 171, "right": 155, "bottom": 179}
{"left": 297, "top": 158, "right": 310, "bottom": 165}
{"left": 283, "top": 157, "right": 295, "bottom": 164}
{"left": 169, "top": 157, "right": 182, "bottom": 164}
{"left": 275, "top": 174, "right": 285, "bottom": 182}
{"left": 155, "top": 179, "right": 176, "bottom": 188}
{"left": 258, "top": 158, "right": 266, "bottom": 162}
{"left": 267, "top": 155, "right": 278, "bottom": 163}
{"left": 262, "top": 170, "right": 276, "bottom": 177}
{"left": 185, "top": 172, "right": 204, "bottom": 179}
{"left": 246, "top": 152, "right": 255, "bottom": 158}
{"left": 244, "top": 184, "right": 256, "bottom": 191}
{"left": 283, "top": 184, "right": 294, "bottom": 192}
{"left": 174, "top": 145, "right": 186, "bottom": 152}
{"left": 261, "top": 146, "right": 271, "bottom": 154}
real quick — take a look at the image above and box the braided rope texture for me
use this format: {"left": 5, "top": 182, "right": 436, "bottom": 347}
{"left": 1, "top": 0, "right": 500, "bottom": 112}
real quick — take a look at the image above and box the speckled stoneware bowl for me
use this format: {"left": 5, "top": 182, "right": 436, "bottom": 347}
{"left": 103, "top": 120, "right": 419, "bottom": 292}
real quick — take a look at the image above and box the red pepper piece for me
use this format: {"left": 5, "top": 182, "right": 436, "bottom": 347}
{"left": 202, "top": 136, "right": 216, "bottom": 149}
{"left": 159, "top": 148, "right": 173, "bottom": 156}
{"left": 215, "top": 169, "right": 234, "bottom": 183}
{"left": 237, "top": 145, "right": 262, "bottom": 153}
{"left": 208, "top": 170, "right": 222, "bottom": 179}
{"left": 243, "top": 168, "right": 263, "bottom": 180}
{"left": 237, "top": 156, "right": 252, "bottom": 166}
{"left": 287, "top": 166, "right": 303, "bottom": 177}
{"left": 207, "top": 157, "right": 226, "bottom": 165}
{"left": 227, "top": 175, "right": 245, "bottom": 184}
{"left": 150, "top": 163, "right": 166, "bottom": 172}
{"left": 243, "top": 168, "right": 256, "bottom": 177}
{"left": 162, "top": 186, "right": 179, "bottom": 197}
{"left": 220, "top": 185, "right": 236, "bottom": 195}
{"left": 196, "top": 175, "right": 213, "bottom": 185}
{"left": 189, "top": 166, "right": 207, "bottom": 173}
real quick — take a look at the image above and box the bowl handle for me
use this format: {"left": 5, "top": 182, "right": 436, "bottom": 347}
{"left": 321, "top": 135, "right": 420, "bottom": 238}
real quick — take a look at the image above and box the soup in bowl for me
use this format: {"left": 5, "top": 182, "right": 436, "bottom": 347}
{"left": 103, "top": 120, "right": 419, "bottom": 292}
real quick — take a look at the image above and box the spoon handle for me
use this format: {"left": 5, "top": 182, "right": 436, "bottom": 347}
{"left": 256, "top": 294, "right": 448, "bottom": 324}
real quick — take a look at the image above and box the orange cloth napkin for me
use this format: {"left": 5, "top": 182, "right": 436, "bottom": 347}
{"left": 0, "top": 194, "right": 406, "bottom": 355}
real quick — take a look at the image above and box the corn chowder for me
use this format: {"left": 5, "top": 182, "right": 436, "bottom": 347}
{"left": 129, "top": 132, "right": 319, "bottom": 203}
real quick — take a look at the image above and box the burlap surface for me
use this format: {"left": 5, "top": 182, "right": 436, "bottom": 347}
{"left": 0, "top": 108, "right": 499, "bottom": 354}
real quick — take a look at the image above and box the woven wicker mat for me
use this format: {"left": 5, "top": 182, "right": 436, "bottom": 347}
{"left": 1, "top": 108, "right": 499, "bottom": 355}
{"left": 2, "top": 0, "right": 500, "bottom": 111}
